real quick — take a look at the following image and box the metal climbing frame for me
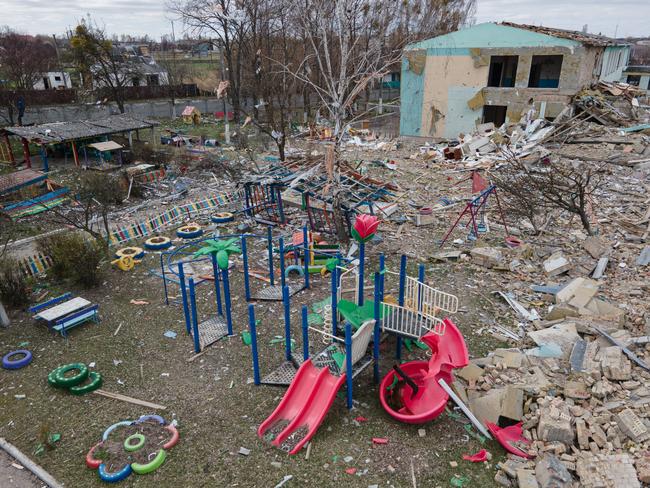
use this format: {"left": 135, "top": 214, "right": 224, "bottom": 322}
{"left": 402, "top": 275, "right": 459, "bottom": 316}
{"left": 243, "top": 182, "right": 285, "bottom": 224}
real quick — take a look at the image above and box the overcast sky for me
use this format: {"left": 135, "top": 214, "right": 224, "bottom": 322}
{"left": 1, "top": 0, "right": 648, "bottom": 39}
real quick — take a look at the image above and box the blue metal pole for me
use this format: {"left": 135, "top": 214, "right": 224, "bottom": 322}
{"left": 302, "top": 226, "right": 310, "bottom": 289}
{"left": 241, "top": 235, "right": 251, "bottom": 302}
{"left": 279, "top": 237, "right": 286, "bottom": 289}
{"left": 358, "top": 242, "right": 365, "bottom": 306}
{"left": 418, "top": 263, "right": 425, "bottom": 312}
{"left": 331, "top": 265, "right": 338, "bottom": 336}
{"left": 379, "top": 253, "right": 385, "bottom": 299}
{"left": 373, "top": 272, "right": 381, "bottom": 384}
{"left": 248, "top": 304, "right": 260, "bottom": 385}
{"left": 211, "top": 253, "right": 223, "bottom": 316}
{"left": 178, "top": 263, "right": 191, "bottom": 334}
{"left": 301, "top": 305, "right": 310, "bottom": 361}
{"left": 396, "top": 254, "right": 407, "bottom": 360}
{"left": 188, "top": 278, "right": 201, "bottom": 353}
{"left": 222, "top": 268, "right": 233, "bottom": 336}
{"left": 283, "top": 285, "right": 291, "bottom": 361}
{"left": 267, "top": 226, "right": 275, "bottom": 285}
{"left": 40, "top": 146, "right": 49, "bottom": 172}
{"left": 345, "top": 321, "right": 353, "bottom": 410}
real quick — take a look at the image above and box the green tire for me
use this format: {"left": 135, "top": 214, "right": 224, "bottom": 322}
{"left": 50, "top": 363, "right": 89, "bottom": 388}
{"left": 69, "top": 371, "right": 103, "bottom": 395}
{"left": 131, "top": 449, "right": 167, "bottom": 474}
{"left": 124, "top": 433, "right": 146, "bottom": 452}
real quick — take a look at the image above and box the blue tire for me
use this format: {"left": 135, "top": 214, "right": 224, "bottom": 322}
{"left": 284, "top": 265, "right": 305, "bottom": 278}
{"left": 211, "top": 212, "right": 234, "bottom": 224}
{"left": 176, "top": 225, "right": 203, "bottom": 239}
{"left": 144, "top": 237, "right": 172, "bottom": 251}
{"left": 2, "top": 350, "right": 32, "bottom": 370}
{"left": 98, "top": 463, "right": 132, "bottom": 483}
{"left": 135, "top": 414, "right": 165, "bottom": 425}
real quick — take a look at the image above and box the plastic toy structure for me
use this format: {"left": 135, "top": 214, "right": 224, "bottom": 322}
{"left": 379, "top": 319, "right": 468, "bottom": 423}
{"left": 86, "top": 415, "right": 179, "bottom": 483}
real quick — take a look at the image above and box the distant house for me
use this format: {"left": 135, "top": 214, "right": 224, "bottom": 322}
{"left": 91, "top": 57, "right": 169, "bottom": 89}
{"left": 622, "top": 66, "right": 650, "bottom": 93}
{"left": 399, "top": 22, "right": 631, "bottom": 139}
{"left": 33, "top": 72, "right": 72, "bottom": 90}
{"left": 182, "top": 106, "right": 201, "bottom": 124}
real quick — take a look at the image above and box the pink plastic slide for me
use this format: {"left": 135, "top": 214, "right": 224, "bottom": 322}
{"left": 258, "top": 359, "right": 346, "bottom": 455}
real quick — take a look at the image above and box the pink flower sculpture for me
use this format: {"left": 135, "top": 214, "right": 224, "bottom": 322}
{"left": 352, "top": 214, "right": 379, "bottom": 243}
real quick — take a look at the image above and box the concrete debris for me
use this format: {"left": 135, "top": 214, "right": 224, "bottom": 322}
{"left": 543, "top": 252, "right": 572, "bottom": 276}
{"left": 576, "top": 453, "right": 640, "bottom": 488}
{"left": 534, "top": 454, "right": 572, "bottom": 488}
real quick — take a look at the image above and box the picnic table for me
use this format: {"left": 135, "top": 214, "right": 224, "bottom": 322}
{"left": 30, "top": 293, "right": 99, "bottom": 338}
{"left": 34, "top": 297, "right": 91, "bottom": 322}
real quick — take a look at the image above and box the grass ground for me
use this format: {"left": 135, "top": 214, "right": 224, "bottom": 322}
{"left": 0, "top": 217, "right": 509, "bottom": 487}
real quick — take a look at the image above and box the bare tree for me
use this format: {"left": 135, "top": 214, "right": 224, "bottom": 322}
{"left": 0, "top": 28, "right": 57, "bottom": 124}
{"left": 492, "top": 147, "right": 605, "bottom": 235}
{"left": 69, "top": 19, "right": 141, "bottom": 113}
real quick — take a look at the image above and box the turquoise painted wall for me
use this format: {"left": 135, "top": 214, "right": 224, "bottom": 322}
{"left": 406, "top": 23, "right": 579, "bottom": 52}
{"left": 601, "top": 45, "right": 631, "bottom": 82}
{"left": 445, "top": 86, "right": 483, "bottom": 138}
{"left": 399, "top": 56, "right": 424, "bottom": 136}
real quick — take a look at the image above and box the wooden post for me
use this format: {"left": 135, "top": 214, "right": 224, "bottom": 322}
{"left": 21, "top": 138, "right": 31, "bottom": 168}
{"left": 4, "top": 133, "right": 15, "bottom": 166}
{"left": 71, "top": 141, "right": 79, "bottom": 167}
{"left": 128, "top": 131, "right": 133, "bottom": 148}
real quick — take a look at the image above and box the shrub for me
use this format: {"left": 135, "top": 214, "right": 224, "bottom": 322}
{"left": 0, "top": 259, "right": 30, "bottom": 308}
{"left": 39, "top": 233, "right": 106, "bottom": 288}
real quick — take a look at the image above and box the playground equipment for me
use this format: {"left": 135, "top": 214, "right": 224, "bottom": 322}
{"left": 379, "top": 319, "right": 468, "bottom": 423}
{"left": 243, "top": 180, "right": 286, "bottom": 224}
{"left": 439, "top": 184, "right": 510, "bottom": 247}
{"left": 257, "top": 238, "right": 461, "bottom": 454}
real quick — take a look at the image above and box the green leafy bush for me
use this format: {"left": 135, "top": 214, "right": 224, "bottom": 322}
{"left": 39, "top": 233, "right": 106, "bottom": 288}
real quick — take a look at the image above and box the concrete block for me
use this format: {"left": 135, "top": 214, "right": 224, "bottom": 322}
{"left": 543, "top": 252, "right": 572, "bottom": 276}
{"left": 601, "top": 346, "right": 632, "bottom": 381}
{"left": 535, "top": 454, "right": 572, "bottom": 488}
{"left": 616, "top": 408, "right": 650, "bottom": 443}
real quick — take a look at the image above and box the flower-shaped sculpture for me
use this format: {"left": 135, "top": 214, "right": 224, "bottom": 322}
{"left": 351, "top": 214, "right": 379, "bottom": 306}
{"left": 86, "top": 415, "right": 179, "bottom": 483}
{"left": 351, "top": 214, "right": 380, "bottom": 244}
{"left": 194, "top": 237, "right": 242, "bottom": 270}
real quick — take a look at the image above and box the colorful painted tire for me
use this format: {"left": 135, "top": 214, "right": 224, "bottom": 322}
{"left": 98, "top": 463, "right": 132, "bottom": 483}
{"left": 176, "top": 224, "right": 203, "bottom": 239}
{"left": 50, "top": 363, "right": 89, "bottom": 388}
{"left": 115, "top": 247, "right": 145, "bottom": 260}
{"left": 131, "top": 449, "right": 167, "bottom": 475}
{"left": 211, "top": 212, "right": 234, "bottom": 224}
{"left": 124, "top": 434, "right": 145, "bottom": 452}
{"left": 2, "top": 350, "right": 32, "bottom": 370}
{"left": 135, "top": 415, "right": 165, "bottom": 425}
{"left": 163, "top": 424, "right": 179, "bottom": 449}
{"left": 144, "top": 236, "right": 172, "bottom": 251}
{"left": 86, "top": 442, "right": 104, "bottom": 469}
{"left": 69, "top": 371, "right": 103, "bottom": 395}
{"left": 284, "top": 265, "right": 304, "bottom": 278}
{"left": 47, "top": 370, "right": 58, "bottom": 387}
{"left": 102, "top": 421, "right": 134, "bottom": 441}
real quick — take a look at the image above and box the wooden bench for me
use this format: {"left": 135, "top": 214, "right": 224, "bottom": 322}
{"left": 30, "top": 293, "right": 99, "bottom": 338}
{"left": 53, "top": 305, "right": 100, "bottom": 337}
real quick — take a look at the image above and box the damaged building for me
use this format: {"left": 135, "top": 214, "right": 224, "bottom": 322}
{"left": 400, "top": 22, "right": 631, "bottom": 139}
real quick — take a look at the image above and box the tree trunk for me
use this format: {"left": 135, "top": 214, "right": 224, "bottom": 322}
{"left": 332, "top": 192, "right": 349, "bottom": 245}
{"left": 579, "top": 209, "right": 592, "bottom": 235}
{"left": 277, "top": 136, "right": 286, "bottom": 161}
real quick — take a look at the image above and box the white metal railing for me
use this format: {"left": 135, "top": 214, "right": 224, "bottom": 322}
{"left": 336, "top": 265, "right": 359, "bottom": 304}
{"left": 403, "top": 276, "right": 458, "bottom": 316}
{"left": 381, "top": 302, "right": 446, "bottom": 338}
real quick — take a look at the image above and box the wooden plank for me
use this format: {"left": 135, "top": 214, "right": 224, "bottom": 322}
{"left": 0, "top": 437, "right": 64, "bottom": 488}
{"left": 92, "top": 390, "right": 166, "bottom": 410}
{"left": 35, "top": 297, "right": 90, "bottom": 322}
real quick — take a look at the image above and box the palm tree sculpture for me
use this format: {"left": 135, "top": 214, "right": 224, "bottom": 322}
{"left": 193, "top": 238, "right": 242, "bottom": 334}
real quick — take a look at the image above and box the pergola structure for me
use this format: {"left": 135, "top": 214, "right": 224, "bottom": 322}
{"left": 1, "top": 114, "right": 158, "bottom": 169}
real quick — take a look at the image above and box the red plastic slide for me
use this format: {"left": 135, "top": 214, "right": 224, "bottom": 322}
{"left": 379, "top": 318, "right": 469, "bottom": 423}
{"left": 258, "top": 360, "right": 346, "bottom": 455}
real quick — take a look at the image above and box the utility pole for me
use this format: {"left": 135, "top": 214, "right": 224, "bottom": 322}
{"left": 219, "top": 42, "right": 230, "bottom": 144}
{"left": 170, "top": 20, "right": 178, "bottom": 119}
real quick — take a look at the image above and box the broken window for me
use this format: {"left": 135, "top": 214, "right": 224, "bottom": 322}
{"left": 487, "top": 56, "right": 519, "bottom": 87}
{"left": 626, "top": 75, "right": 641, "bottom": 86}
{"left": 528, "top": 55, "right": 563, "bottom": 88}
{"left": 482, "top": 105, "right": 507, "bottom": 127}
